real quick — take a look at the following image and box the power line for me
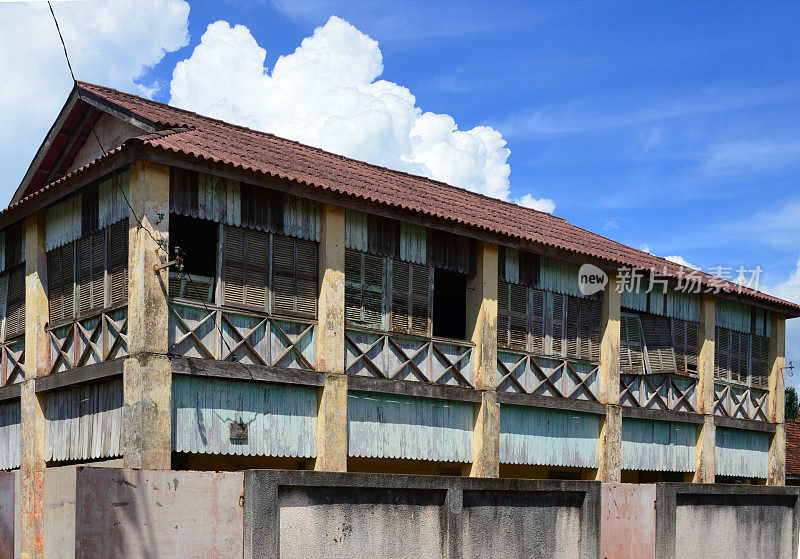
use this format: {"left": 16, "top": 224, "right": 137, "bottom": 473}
{"left": 46, "top": 2, "right": 258, "bottom": 381}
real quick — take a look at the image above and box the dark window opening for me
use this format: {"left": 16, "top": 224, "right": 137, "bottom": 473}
{"left": 432, "top": 268, "right": 467, "bottom": 340}
{"left": 169, "top": 214, "right": 217, "bottom": 302}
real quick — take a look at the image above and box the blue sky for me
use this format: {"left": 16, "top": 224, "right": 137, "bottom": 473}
{"left": 2, "top": 0, "right": 800, "bottom": 384}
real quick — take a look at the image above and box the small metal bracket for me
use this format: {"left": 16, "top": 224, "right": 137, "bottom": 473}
{"left": 781, "top": 361, "right": 794, "bottom": 377}
{"left": 153, "top": 246, "right": 184, "bottom": 274}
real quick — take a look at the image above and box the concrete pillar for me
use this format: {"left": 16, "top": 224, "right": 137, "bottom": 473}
{"left": 123, "top": 160, "right": 171, "bottom": 470}
{"left": 19, "top": 211, "right": 47, "bottom": 558}
{"left": 315, "top": 204, "right": 347, "bottom": 471}
{"left": 466, "top": 242, "right": 499, "bottom": 477}
{"left": 597, "top": 272, "right": 621, "bottom": 482}
{"left": 694, "top": 294, "right": 715, "bottom": 483}
{"left": 768, "top": 314, "right": 786, "bottom": 486}
{"left": 467, "top": 242, "right": 498, "bottom": 390}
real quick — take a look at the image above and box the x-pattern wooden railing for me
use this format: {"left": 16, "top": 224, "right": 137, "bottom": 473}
{"left": 496, "top": 350, "right": 600, "bottom": 401}
{"left": 168, "top": 301, "right": 317, "bottom": 370}
{"left": 345, "top": 328, "right": 474, "bottom": 387}
{"left": 714, "top": 382, "right": 767, "bottom": 421}
{"left": 619, "top": 373, "right": 697, "bottom": 413}
{"left": 0, "top": 338, "right": 24, "bottom": 386}
{"left": 47, "top": 308, "right": 128, "bottom": 374}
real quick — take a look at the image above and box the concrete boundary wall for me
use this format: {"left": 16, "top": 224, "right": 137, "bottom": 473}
{"left": 655, "top": 483, "right": 800, "bottom": 559}
{"left": 243, "top": 470, "right": 602, "bottom": 559}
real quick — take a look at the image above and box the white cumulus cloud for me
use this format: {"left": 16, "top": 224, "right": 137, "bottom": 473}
{"left": 170, "top": 16, "right": 547, "bottom": 208}
{"left": 664, "top": 255, "right": 700, "bottom": 270}
{"left": 0, "top": 0, "right": 190, "bottom": 202}
{"left": 514, "top": 193, "right": 555, "bottom": 214}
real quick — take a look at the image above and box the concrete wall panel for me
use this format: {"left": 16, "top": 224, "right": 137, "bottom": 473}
{"left": 601, "top": 483, "right": 655, "bottom": 559}
{"left": 74, "top": 468, "right": 243, "bottom": 559}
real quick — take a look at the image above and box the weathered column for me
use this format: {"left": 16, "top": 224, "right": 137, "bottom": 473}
{"left": 123, "top": 160, "right": 172, "bottom": 470}
{"left": 19, "top": 211, "right": 47, "bottom": 558}
{"left": 694, "top": 294, "right": 716, "bottom": 483}
{"left": 597, "top": 271, "right": 621, "bottom": 483}
{"left": 767, "top": 313, "right": 786, "bottom": 486}
{"left": 467, "top": 242, "right": 499, "bottom": 477}
{"left": 315, "top": 203, "right": 347, "bottom": 471}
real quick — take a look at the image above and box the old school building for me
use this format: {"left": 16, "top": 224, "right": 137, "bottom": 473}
{"left": 0, "top": 81, "right": 797, "bottom": 551}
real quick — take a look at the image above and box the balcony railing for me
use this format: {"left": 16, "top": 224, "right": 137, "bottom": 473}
{"left": 0, "top": 337, "right": 24, "bottom": 386}
{"left": 620, "top": 373, "right": 697, "bottom": 413}
{"left": 496, "top": 349, "right": 600, "bottom": 402}
{"left": 47, "top": 307, "right": 128, "bottom": 375}
{"left": 345, "top": 327, "right": 474, "bottom": 387}
{"left": 168, "top": 300, "right": 317, "bottom": 370}
{"left": 714, "top": 382, "right": 767, "bottom": 421}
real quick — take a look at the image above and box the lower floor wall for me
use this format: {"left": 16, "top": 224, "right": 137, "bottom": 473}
{"left": 0, "top": 468, "right": 797, "bottom": 558}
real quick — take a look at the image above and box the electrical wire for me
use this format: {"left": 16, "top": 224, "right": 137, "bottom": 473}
{"left": 46, "top": 2, "right": 257, "bottom": 381}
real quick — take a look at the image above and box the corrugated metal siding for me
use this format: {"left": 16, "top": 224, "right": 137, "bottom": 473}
{"left": 44, "top": 379, "right": 123, "bottom": 462}
{"left": 716, "top": 299, "right": 751, "bottom": 333}
{"left": 284, "top": 195, "right": 321, "bottom": 241}
{"left": 172, "top": 376, "right": 317, "bottom": 457}
{"left": 621, "top": 418, "right": 695, "bottom": 472}
{"left": 539, "top": 257, "right": 582, "bottom": 297}
{"left": 347, "top": 391, "right": 473, "bottom": 463}
{"left": 621, "top": 289, "right": 648, "bottom": 312}
{"left": 345, "top": 209, "right": 368, "bottom": 251}
{"left": 399, "top": 222, "right": 426, "bottom": 264}
{"left": 46, "top": 194, "right": 82, "bottom": 250}
{"left": 501, "top": 247, "right": 520, "bottom": 284}
{"left": 0, "top": 400, "right": 20, "bottom": 470}
{"left": 0, "top": 231, "right": 5, "bottom": 274}
{"left": 716, "top": 427, "right": 769, "bottom": 479}
{"left": 98, "top": 169, "right": 130, "bottom": 228}
{"left": 499, "top": 405, "right": 600, "bottom": 468}
{"left": 668, "top": 290, "right": 700, "bottom": 322}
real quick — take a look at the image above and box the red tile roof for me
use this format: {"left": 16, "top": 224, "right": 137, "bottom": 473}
{"left": 787, "top": 421, "right": 800, "bottom": 477}
{"left": 11, "top": 81, "right": 800, "bottom": 315}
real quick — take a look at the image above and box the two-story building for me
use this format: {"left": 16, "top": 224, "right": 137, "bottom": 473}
{"left": 2, "top": 82, "right": 797, "bottom": 553}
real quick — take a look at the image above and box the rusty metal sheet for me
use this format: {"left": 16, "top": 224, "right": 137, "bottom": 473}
{"left": 75, "top": 468, "right": 244, "bottom": 559}
{"left": 601, "top": 483, "right": 656, "bottom": 559}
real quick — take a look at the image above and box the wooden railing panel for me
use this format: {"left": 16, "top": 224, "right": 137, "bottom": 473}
{"left": 497, "top": 350, "right": 600, "bottom": 402}
{"left": 46, "top": 308, "right": 128, "bottom": 374}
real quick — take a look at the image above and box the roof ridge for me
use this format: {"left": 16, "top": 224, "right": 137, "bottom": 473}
{"left": 76, "top": 81, "right": 568, "bottom": 223}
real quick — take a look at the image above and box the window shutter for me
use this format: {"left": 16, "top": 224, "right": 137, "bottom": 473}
{"left": 566, "top": 295, "right": 580, "bottom": 359}
{"left": 5, "top": 266, "right": 26, "bottom": 339}
{"left": 550, "top": 292, "right": 565, "bottom": 356}
{"left": 640, "top": 314, "right": 677, "bottom": 374}
{"left": 588, "top": 299, "right": 601, "bottom": 362}
{"left": 730, "top": 331, "right": 748, "bottom": 383}
{"left": 48, "top": 244, "right": 74, "bottom": 324}
{"left": 222, "top": 226, "right": 268, "bottom": 310}
{"left": 531, "top": 288, "right": 545, "bottom": 355}
{"left": 391, "top": 259, "right": 430, "bottom": 336}
{"left": 620, "top": 314, "right": 645, "bottom": 373}
{"left": 715, "top": 326, "right": 731, "bottom": 380}
{"left": 344, "top": 249, "right": 384, "bottom": 329}
{"left": 107, "top": 220, "right": 128, "bottom": 307}
{"left": 0, "top": 273, "right": 7, "bottom": 341}
{"left": 77, "top": 231, "right": 104, "bottom": 317}
{"left": 750, "top": 335, "right": 769, "bottom": 388}
{"left": 498, "top": 281, "right": 527, "bottom": 350}
{"left": 272, "top": 235, "right": 317, "bottom": 318}
{"left": 672, "top": 319, "right": 699, "bottom": 375}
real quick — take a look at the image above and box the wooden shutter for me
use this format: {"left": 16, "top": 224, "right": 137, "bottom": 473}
{"left": 564, "top": 296, "right": 601, "bottom": 362}
{"left": 588, "top": 299, "right": 601, "bottom": 362}
{"left": 620, "top": 314, "right": 645, "bottom": 373}
{"left": 222, "top": 226, "right": 268, "bottom": 310}
{"left": 498, "top": 281, "right": 528, "bottom": 350}
{"left": 5, "top": 266, "right": 25, "bottom": 339}
{"left": 391, "top": 259, "right": 430, "bottom": 336}
{"left": 107, "top": 220, "right": 128, "bottom": 307}
{"left": 750, "top": 335, "right": 769, "bottom": 388}
{"left": 345, "top": 249, "right": 385, "bottom": 329}
{"left": 730, "top": 331, "right": 748, "bottom": 383}
{"left": 550, "top": 292, "right": 566, "bottom": 356}
{"left": 47, "top": 244, "right": 75, "bottom": 324}
{"left": 531, "top": 288, "right": 545, "bottom": 355}
{"left": 640, "top": 314, "right": 677, "bottom": 374}
{"left": 77, "top": 231, "right": 105, "bottom": 317}
{"left": 272, "top": 235, "right": 317, "bottom": 318}
{"left": 672, "top": 319, "right": 699, "bottom": 374}
{"left": 715, "top": 326, "right": 731, "bottom": 380}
